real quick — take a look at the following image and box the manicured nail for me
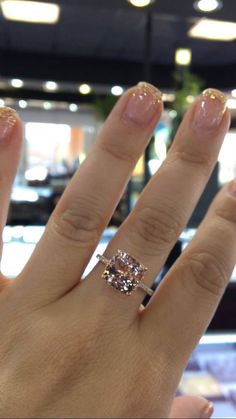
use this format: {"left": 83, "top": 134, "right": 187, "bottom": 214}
{"left": 0, "top": 107, "right": 17, "bottom": 142}
{"left": 201, "top": 402, "right": 214, "bottom": 418}
{"left": 228, "top": 179, "right": 236, "bottom": 198}
{"left": 192, "top": 88, "right": 227, "bottom": 131}
{"left": 123, "top": 82, "right": 162, "bottom": 127}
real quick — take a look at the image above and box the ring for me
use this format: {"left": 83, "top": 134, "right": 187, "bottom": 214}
{"left": 96, "top": 250, "right": 153, "bottom": 297}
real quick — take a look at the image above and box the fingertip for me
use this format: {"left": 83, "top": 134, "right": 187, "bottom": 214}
{"left": 111, "top": 82, "right": 163, "bottom": 130}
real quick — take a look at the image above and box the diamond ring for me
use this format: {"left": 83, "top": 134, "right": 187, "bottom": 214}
{"left": 96, "top": 250, "right": 153, "bottom": 296}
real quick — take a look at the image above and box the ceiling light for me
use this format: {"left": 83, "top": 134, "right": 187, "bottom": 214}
{"left": 194, "top": 0, "right": 222, "bottom": 12}
{"left": 0, "top": 99, "right": 5, "bottom": 107}
{"left": 127, "top": 0, "right": 155, "bottom": 7}
{"left": 43, "top": 101, "right": 52, "bottom": 110}
{"left": 19, "top": 100, "right": 27, "bottom": 109}
{"left": 227, "top": 99, "right": 236, "bottom": 109}
{"left": 189, "top": 19, "right": 236, "bottom": 41}
{"left": 79, "top": 84, "right": 92, "bottom": 95}
{"left": 1, "top": 1, "right": 60, "bottom": 24}
{"left": 44, "top": 81, "right": 58, "bottom": 91}
{"left": 11, "top": 78, "right": 24, "bottom": 88}
{"left": 69, "top": 103, "right": 78, "bottom": 112}
{"left": 175, "top": 48, "right": 192, "bottom": 66}
{"left": 232, "top": 89, "right": 236, "bottom": 98}
{"left": 111, "top": 86, "right": 124, "bottom": 96}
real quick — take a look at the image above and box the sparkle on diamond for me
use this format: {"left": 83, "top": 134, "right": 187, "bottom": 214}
{"left": 102, "top": 250, "right": 145, "bottom": 295}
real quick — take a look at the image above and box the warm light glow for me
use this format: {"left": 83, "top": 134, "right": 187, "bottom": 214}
{"left": 232, "top": 89, "right": 236, "bottom": 98}
{"left": 69, "top": 103, "right": 78, "bottom": 112}
{"left": 111, "top": 86, "right": 124, "bottom": 96}
{"left": 175, "top": 48, "right": 192, "bottom": 66}
{"left": 44, "top": 81, "right": 58, "bottom": 91}
{"left": 11, "top": 79, "right": 24, "bottom": 88}
{"left": 186, "top": 95, "right": 195, "bottom": 104}
{"left": 127, "top": 0, "right": 154, "bottom": 7}
{"left": 1, "top": 1, "right": 60, "bottom": 24}
{"left": 194, "top": 0, "right": 222, "bottom": 12}
{"left": 79, "top": 84, "right": 92, "bottom": 95}
{"left": 0, "top": 99, "right": 5, "bottom": 107}
{"left": 19, "top": 100, "right": 27, "bottom": 109}
{"left": 189, "top": 19, "right": 236, "bottom": 41}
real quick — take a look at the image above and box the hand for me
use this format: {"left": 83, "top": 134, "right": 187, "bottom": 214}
{"left": 0, "top": 83, "right": 233, "bottom": 418}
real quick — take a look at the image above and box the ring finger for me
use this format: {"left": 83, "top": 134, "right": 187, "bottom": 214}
{"left": 87, "top": 89, "right": 230, "bottom": 315}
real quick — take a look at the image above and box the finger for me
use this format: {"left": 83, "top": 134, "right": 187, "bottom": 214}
{"left": 170, "top": 396, "right": 214, "bottom": 418}
{"left": 0, "top": 108, "right": 22, "bottom": 260}
{"left": 87, "top": 89, "right": 230, "bottom": 312}
{"left": 142, "top": 181, "right": 236, "bottom": 380}
{"left": 17, "top": 83, "right": 163, "bottom": 305}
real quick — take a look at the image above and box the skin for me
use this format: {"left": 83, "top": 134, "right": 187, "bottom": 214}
{"left": 0, "top": 83, "right": 234, "bottom": 418}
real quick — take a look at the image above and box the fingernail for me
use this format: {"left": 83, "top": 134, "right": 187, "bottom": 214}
{"left": 201, "top": 402, "right": 214, "bottom": 418}
{"left": 0, "top": 107, "right": 17, "bottom": 142}
{"left": 192, "top": 88, "right": 227, "bottom": 131}
{"left": 228, "top": 179, "right": 236, "bottom": 198}
{"left": 123, "top": 82, "right": 162, "bottom": 127}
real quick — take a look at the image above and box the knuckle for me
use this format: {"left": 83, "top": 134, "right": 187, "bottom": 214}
{"left": 173, "top": 149, "right": 213, "bottom": 174}
{"left": 51, "top": 196, "right": 103, "bottom": 247}
{"left": 130, "top": 205, "right": 183, "bottom": 255}
{"left": 215, "top": 206, "right": 236, "bottom": 226}
{"left": 184, "top": 251, "right": 228, "bottom": 298}
{"left": 98, "top": 137, "right": 136, "bottom": 166}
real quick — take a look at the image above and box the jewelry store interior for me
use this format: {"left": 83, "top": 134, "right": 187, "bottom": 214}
{"left": 0, "top": 0, "right": 236, "bottom": 416}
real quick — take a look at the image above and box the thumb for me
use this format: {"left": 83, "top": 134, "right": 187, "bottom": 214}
{"left": 170, "top": 396, "right": 214, "bottom": 418}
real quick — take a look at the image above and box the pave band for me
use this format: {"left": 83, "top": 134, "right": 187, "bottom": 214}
{"left": 97, "top": 251, "right": 153, "bottom": 297}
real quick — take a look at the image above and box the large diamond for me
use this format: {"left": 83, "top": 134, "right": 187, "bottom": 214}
{"left": 102, "top": 250, "right": 146, "bottom": 295}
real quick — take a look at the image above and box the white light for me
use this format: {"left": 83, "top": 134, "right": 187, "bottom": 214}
{"left": 231, "top": 89, "right": 236, "bottom": 98}
{"left": 11, "top": 78, "right": 24, "bottom": 88}
{"left": 169, "top": 110, "right": 177, "bottom": 118}
{"left": 79, "top": 84, "right": 92, "bottom": 95}
{"left": 43, "top": 101, "right": 52, "bottom": 110}
{"left": 200, "top": 333, "right": 236, "bottom": 345}
{"left": 189, "top": 19, "right": 236, "bottom": 41}
{"left": 25, "top": 166, "right": 48, "bottom": 182}
{"left": 127, "top": 0, "right": 154, "bottom": 7}
{"left": 227, "top": 99, "right": 236, "bottom": 109}
{"left": 0, "top": 99, "right": 5, "bottom": 107}
{"left": 1, "top": 1, "right": 60, "bottom": 24}
{"left": 175, "top": 48, "right": 192, "bottom": 66}
{"left": 111, "top": 86, "right": 124, "bottom": 96}
{"left": 194, "top": 0, "right": 222, "bottom": 12}
{"left": 18, "top": 100, "right": 27, "bottom": 109}
{"left": 44, "top": 81, "right": 58, "bottom": 91}
{"left": 69, "top": 103, "right": 78, "bottom": 112}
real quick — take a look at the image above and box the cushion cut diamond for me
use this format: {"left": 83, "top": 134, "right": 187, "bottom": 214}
{"left": 102, "top": 250, "right": 146, "bottom": 295}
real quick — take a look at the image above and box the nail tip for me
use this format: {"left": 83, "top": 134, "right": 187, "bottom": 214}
{"left": 137, "top": 81, "right": 163, "bottom": 103}
{"left": 202, "top": 88, "right": 227, "bottom": 105}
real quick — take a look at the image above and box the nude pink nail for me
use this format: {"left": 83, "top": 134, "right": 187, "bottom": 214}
{"left": 192, "top": 88, "right": 227, "bottom": 131}
{"left": 0, "top": 107, "right": 17, "bottom": 142}
{"left": 123, "top": 82, "right": 162, "bottom": 127}
{"left": 201, "top": 402, "right": 214, "bottom": 418}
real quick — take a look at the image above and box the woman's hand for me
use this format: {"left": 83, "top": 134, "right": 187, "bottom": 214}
{"left": 0, "top": 83, "right": 233, "bottom": 418}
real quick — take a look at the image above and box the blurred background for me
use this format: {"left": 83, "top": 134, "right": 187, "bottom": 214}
{"left": 0, "top": 1, "right": 236, "bottom": 414}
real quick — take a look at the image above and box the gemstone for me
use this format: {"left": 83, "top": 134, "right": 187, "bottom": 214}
{"left": 102, "top": 250, "right": 146, "bottom": 295}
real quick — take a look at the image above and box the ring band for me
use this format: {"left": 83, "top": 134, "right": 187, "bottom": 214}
{"left": 96, "top": 250, "right": 153, "bottom": 297}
